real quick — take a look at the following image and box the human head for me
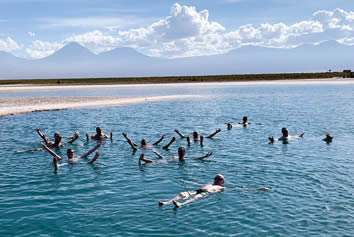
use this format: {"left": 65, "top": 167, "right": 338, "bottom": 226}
{"left": 141, "top": 139, "right": 147, "bottom": 146}
{"left": 54, "top": 134, "right": 62, "bottom": 146}
{"left": 281, "top": 127, "right": 288, "bottom": 137}
{"left": 213, "top": 174, "right": 224, "bottom": 186}
{"left": 96, "top": 127, "right": 102, "bottom": 135}
{"left": 178, "top": 147, "right": 186, "bottom": 159}
{"left": 193, "top": 131, "right": 199, "bottom": 140}
{"left": 67, "top": 149, "right": 74, "bottom": 159}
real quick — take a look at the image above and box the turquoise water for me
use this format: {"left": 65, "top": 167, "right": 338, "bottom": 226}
{"left": 1, "top": 84, "right": 354, "bottom": 236}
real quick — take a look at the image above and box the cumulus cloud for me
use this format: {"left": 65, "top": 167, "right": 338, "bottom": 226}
{"left": 26, "top": 40, "right": 63, "bottom": 59}
{"left": 0, "top": 37, "right": 22, "bottom": 52}
{"left": 54, "top": 3, "right": 224, "bottom": 55}
{"left": 23, "top": 5, "right": 354, "bottom": 58}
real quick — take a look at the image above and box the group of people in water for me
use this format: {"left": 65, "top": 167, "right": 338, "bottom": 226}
{"left": 29, "top": 116, "right": 333, "bottom": 208}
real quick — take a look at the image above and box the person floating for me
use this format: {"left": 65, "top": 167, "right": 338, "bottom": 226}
{"left": 86, "top": 127, "right": 112, "bottom": 141}
{"left": 42, "top": 141, "right": 101, "bottom": 170}
{"left": 122, "top": 132, "right": 175, "bottom": 150}
{"left": 158, "top": 174, "right": 225, "bottom": 208}
{"left": 138, "top": 147, "right": 212, "bottom": 164}
{"left": 175, "top": 129, "right": 221, "bottom": 143}
{"left": 268, "top": 127, "right": 304, "bottom": 143}
{"left": 323, "top": 132, "right": 333, "bottom": 143}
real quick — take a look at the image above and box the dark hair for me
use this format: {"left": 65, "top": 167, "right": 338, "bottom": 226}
{"left": 193, "top": 131, "right": 199, "bottom": 139}
{"left": 96, "top": 127, "right": 102, "bottom": 135}
{"left": 141, "top": 139, "right": 147, "bottom": 146}
{"left": 178, "top": 147, "right": 186, "bottom": 156}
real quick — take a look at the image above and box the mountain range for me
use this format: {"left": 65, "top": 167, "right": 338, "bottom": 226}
{"left": 0, "top": 41, "right": 353, "bottom": 79}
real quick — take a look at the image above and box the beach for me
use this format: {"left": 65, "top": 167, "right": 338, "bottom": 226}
{"left": 0, "top": 95, "right": 202, "bottom": 117}
{"left": 0, "top": 78, "right": 353, "bottom": 117}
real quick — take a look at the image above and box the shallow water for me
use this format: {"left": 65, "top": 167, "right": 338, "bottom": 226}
{"left": 1, "top": 84, "right": 354, "bottom": 236}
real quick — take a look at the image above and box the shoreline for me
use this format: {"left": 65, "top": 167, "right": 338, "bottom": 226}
{"left": 0, "top": 95, "right": 202, "bottom": 117}
{"left": 1, "top": 77, "right": 353, "bottom": 93}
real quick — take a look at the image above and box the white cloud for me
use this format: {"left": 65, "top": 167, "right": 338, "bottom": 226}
{"left": 22, "top": 6, "right": 354, "bottom": 59}
{"left": 0, "top": 37, "right": 22, "bottom": 52}
{"left": 26, "top": 40, "right": 63, "bottom": 58}
{"left": 38, "top": 16, "right": 152, "bottom": 30}
{"left": 28, "top": 32, "right": 36, "bottom": 37}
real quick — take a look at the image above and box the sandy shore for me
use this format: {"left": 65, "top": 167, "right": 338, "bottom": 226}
{"left": 1, "top": 78, "right": 353, "bottom": 92}
{"left": 1, "top": 78, "right": 353, "bottom": 117}
{"left": 0, "top": 95, "right": 202, "bottom": 117}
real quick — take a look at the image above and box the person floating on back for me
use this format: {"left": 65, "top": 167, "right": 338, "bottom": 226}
{"left": 122, "top": 132, "right": 175, "bottom": 150}
{"left": 138, "top": 147, "right": 212, "bottom": 164}
{"left": 268, "top": 127, "right": 304, "bottom": 143}
{"left": 86, "top": 127, "right": 112, "bottom": 141}
{"left": 175, "top": 129, "right": 221, "bottom": 146}
{"left": 158, "top": 174, "right": 225, "bottom": 208}
{"left": 42, "top": 141, "right": 101, "bottom": 171}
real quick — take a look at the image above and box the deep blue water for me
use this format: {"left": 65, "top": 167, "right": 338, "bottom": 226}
{"left": 1, "top": 84, "right": 354, "bottom": 236}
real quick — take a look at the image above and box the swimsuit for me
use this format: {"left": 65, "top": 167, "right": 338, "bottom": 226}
{"left": 187, "top": 188, "right": 209, "bottom": 197}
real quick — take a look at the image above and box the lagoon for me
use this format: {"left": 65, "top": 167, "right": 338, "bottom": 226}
{"left": 1, "top": 83, "right": 354, "bottom": 236}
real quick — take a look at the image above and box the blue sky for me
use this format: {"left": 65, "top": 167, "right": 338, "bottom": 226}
{"left": 0, "top": 0, "right": 353, "bottom": 58}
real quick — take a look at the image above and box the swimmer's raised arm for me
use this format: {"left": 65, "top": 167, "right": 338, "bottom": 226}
{"left": 36, "top": 128, "right": 49, "bottom": 145}
{"left": 206, "top": 129, "right": 221, "bottom": 138}
{"left": 268, "top": 136, "right": 275, "bottom": 143}
{"left": 163, "top": 137, "right": 176, "bottom": 150}
{"left": 122, "top": 132, "right": 138, "bottom": 150}
{"left": 200, "top": 136, "right": 204, "bottom": 146}
{"left": 194, "top": 152, "right": 212, "bottom": 160}
{"left": 174, "top": 129, "right": 187, "bottom": 139}
{"left": 86, "top": 133, "right": 89, "bottom": 142}
{"left": 153, "top": 134, "right": 166, "bottom": 145}
{"left": 152, "top": 149, "right": 164, "bottom": 159}
{"left": 80, "top": 142, "right": 102, "bottom": 158}
{"left": 41, "top": 142, "right": 62, "bottom": 160}
{"left": 186, "top": 136, "right": 191, "bottom": 146}
{"left": 67, "top": 131, "right": 79, "bottom": 144}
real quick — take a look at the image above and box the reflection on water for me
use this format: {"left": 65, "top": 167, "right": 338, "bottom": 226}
{"left": 1, "top": 84, "right": 354, "bottom": 236}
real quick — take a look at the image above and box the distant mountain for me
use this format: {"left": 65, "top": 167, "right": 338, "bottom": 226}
{"left": 99, "top": 47, "right": 149, "bottom": 60}
{"left": 0, "top": 41, "right": 353, "bottom": 79}
{"left": 40, "top": 42, "right": 97, "bottom": 63}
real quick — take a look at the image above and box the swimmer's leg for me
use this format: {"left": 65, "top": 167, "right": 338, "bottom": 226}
{"left": 173, "top": 193, "right": 204, "bottom": 208}
{"left": 158, "top": 191, "right": 191, "bottom": 206}
{"left": 88, "top": 152, "right": 100, "bottom": 164}
{"left": 53, "top": 157, "right": 59, "bottom": 170}
{"left": 139, "top": 153, "right": 153, "bottom": 165}
{"left": 16, "top": 147, "right": 43, "bottom": 152}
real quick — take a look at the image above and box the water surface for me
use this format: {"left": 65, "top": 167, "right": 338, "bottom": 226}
{"left": 1, "top": 84, "right": 354, "bottom": 236}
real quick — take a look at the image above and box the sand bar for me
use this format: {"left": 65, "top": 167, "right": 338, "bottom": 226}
{"left": 1, "top": 78, "right": 354, "bottom": 93}
{"left": 0, "top": 95, "right": 202, "bottom": 117}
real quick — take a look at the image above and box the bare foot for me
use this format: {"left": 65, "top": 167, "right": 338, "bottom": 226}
{"left": 88, "top": 152, "right": 100, "bottom": 164}
{"left": 172, "top": 200, "right": 180, "bottom": 208}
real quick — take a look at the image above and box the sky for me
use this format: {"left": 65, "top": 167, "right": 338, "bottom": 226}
{"left": 0, "top": 0, "right": 353, "bottom": 59}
